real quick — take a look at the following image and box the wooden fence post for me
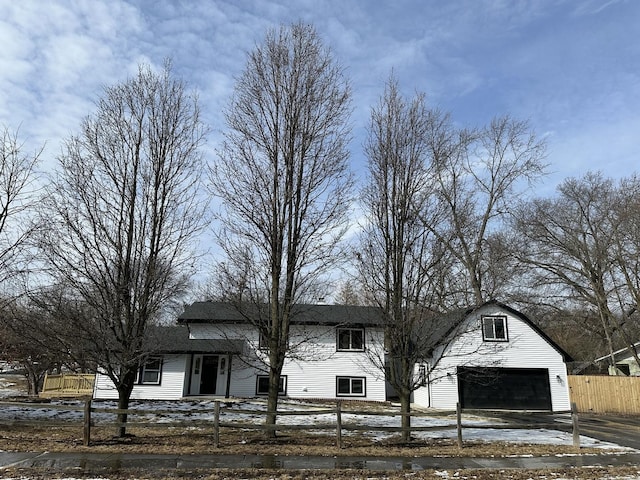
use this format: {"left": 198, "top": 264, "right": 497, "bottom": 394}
{"left": 83, "top": 398, "right": 92, "bottom": 446}
{"left": 213, "top": 401, "right": 220, "bottom": 448}
{"left": 456, "top": 402, "right": 463, "bottom": 449}
{"left": 336, "top": 400, "right": 343, "bottom": 449}
{"left": 571, "top": 402, "right": 580, "bottom": 449}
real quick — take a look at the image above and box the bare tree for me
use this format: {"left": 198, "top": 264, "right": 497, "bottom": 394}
{"left": 606, "top": 174, "right": 640, "bottom": 367}
{"left": 0, "top": 126, "right": 41, "bottom": 290}
{"left": 428, "top": 116, "right": 547, "bottom": 306}
{"left": 333, "top": 279, "right": 364, "bottom": 306}
{"left": 210, "top": 22, "right": 353, "bottom": 435}
{"left": 0, "top": 290, "right": 92, "bottom": 395}
{"left": 513, "top": 172, "right": 624, "bottom": 364}
{"left": 36, "top": 62, "right": 208, "bottom": 436}
{"left": 355, "top": 76, "right": 447, "bottom": 441}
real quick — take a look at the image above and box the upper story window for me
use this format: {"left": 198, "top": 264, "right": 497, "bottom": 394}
{"left": 337, "top": 327, "right": 364, "bottom": 351}
{"left": 482, "top": 316, "right": 508, "bottom": 342}
{"left": 137, "top": 356, "right": 162, "bottom": 385}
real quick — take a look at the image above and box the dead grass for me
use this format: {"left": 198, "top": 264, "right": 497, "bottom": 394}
{"left": 0, "top": 422, "right": 612, "bottom": 457}
{"left": 0, "top": 384, "right": 635, "bottom": 480}
{"left": 0, "top": 424, "right": 637, "bottom": 479}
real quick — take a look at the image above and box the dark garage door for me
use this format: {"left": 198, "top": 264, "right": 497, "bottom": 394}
{"left": 458, "top": 367, "right": 552, "bottom": 410}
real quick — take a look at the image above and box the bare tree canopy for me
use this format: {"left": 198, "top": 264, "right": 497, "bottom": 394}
{"left": 0, "top": 126, "right": 41, "bottom": 289}
{"left": 356, "top": 75, "right": 445, "bottom": 440}
{"left": 36, "top": 62, "right": 208, "bottom": 436}
{"left": 514, "top": 172, "right": 640, "bottom": 367}
{"left": 210, "top": 22, "right": 353, "bottom": 434}
{"left": 429, "top": 115, "right": 547, "bottom": 306}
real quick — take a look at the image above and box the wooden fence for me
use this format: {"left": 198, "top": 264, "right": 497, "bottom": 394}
{"left": 40, "top": 373, "right": 95, "bottom": 398}
{"left": 569, "top": 375, "right": 640, "bottom": 415}
{"left": 0, "top": 399, "right": 582, "bottom": 450}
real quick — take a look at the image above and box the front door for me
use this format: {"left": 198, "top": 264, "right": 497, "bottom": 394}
{"left": 200, "top": 355, "right": 219, "bottom": 395}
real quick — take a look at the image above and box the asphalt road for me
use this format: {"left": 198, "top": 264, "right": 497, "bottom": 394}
{"left": 575, "top": 413, "right": 640, "bottom": 450}
{"left": 488, "top": 411, "right": 640, "bottom": 450}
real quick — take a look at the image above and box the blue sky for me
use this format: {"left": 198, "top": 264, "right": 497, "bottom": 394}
{"left": 2, "top": 0, "right": 638, "bottom": 192}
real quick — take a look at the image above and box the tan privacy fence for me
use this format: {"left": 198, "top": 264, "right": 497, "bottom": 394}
{"left": 568, "top": 375, "right": 640, "bottom": 414}
{"left": 40, "top": 374, "right": 95, "bottom": 398}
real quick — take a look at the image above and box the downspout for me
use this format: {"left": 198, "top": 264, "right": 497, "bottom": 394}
{"left": 225, "top": 354, "right": 232, "bottom": 399}
{"left": 427, "top": 362, "right": 432, "bottom": 408}
{"left": 186, "top": 354, "right": 194, "bottom": 396}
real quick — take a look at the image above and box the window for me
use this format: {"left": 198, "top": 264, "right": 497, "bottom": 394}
{"left": 615, "top": 364, "right": 631, "bottom": 376}
{"left": 482, "top": 316, "right": 508, "bottom": 341}
{"left": 258, "top": 329, "right": 268, "bottom": 350}
{"left": 336, "top": 376, "right": 366, "bottom": 397}
{"left": 256, "top": 375, "right": 287, "bottom": 395}
{"left": 138, "top": 357, "right": 162, "bottom": 385}
{"left": 337, "top": 328, "right": 364, "bottom": 351}
{"left": 418, "top": 365, "right": 427, "bottom": 386}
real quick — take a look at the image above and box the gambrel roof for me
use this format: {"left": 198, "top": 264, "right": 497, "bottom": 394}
{"left": 424, "top": 300, "right": 572, "bottom": 362}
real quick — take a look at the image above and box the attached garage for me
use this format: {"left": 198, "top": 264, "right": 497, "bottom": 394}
{"left": 458, "top": 366, "right": 552, "bottom": 410}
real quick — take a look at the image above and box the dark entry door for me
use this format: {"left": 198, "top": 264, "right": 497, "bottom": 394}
{"left": 200, "top": 356, "right": 218, "bottom": 395}
{"left": 458, "top": 367, "right": 552, "bottom": 410}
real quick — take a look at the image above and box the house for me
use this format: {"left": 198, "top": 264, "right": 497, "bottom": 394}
{"left": 92, "top": 324, "right": 244, "bottom": 400}
{"left": 413, "top": 301, "right": 572, "bottom": 412}
{"left": 93, "top": 302, "right": 387, "bottom": 401}
{"left": 94, "top": 300, "right": 571, "bottom": 411}
{"left": 594, "top": 342, "right": 640, "bottom": 376}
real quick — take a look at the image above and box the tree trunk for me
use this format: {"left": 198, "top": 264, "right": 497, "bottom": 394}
{"left": 116, "top": 372, "right": 135, "bottom": 438}
{"left": 265, "top": 367, "right": 280, "bottom": 439}
{"left": 399, "top": 390, "right": 411, "bottom": 443}
{"left": 116, "top": 390, "right": 131, "bottom": 438}
{"left": 25, "top": 366, "right": 40, "bottom": 396}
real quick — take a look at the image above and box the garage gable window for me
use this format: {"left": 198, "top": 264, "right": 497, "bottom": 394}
{"left": 482, "top": 315, "right": 508, "bottom": 342}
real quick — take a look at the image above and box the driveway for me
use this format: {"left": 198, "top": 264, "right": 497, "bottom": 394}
{"left": 486, "top": 411, "right": 640, "bottom": 450}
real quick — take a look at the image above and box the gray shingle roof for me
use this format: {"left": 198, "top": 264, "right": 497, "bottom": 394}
{"left": 147, "top": 325, "right": 244, "bottom": 354}
{"left": 178, "top": 302, "right": 383, "bottom": 326}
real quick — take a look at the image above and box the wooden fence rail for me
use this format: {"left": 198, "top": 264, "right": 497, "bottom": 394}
{"left": 568, "top": 375, "right": 640, "bottom": 415}
{"left": 0, "top": 400, "right": 582, "bottom": 450}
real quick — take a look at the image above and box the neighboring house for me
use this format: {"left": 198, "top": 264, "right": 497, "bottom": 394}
{"left": 94, "top": 303, "right": 387, "bottom": 402}
{"left": 413, "top": 301, "right": 572, "bottom": 412}
{"left": 594, "top": 343, "right": 640, "bottom": 376}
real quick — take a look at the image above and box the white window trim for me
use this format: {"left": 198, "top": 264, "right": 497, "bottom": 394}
{"left": 482, "top": 315, "right": 508, "bottom": 342}
{"left": 337, "top": 327, "right": 365, "bottom": 351}
{"left": 256, "top": 375, "right": 287, "bottom": 396}
{"left": 336, "top": 376, "right": 366, "bottom": 397}
{"left": 137, "top": 356, "right": 162, "bottom": 385}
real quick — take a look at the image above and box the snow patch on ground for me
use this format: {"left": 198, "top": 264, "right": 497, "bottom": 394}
{"left": 0, "top": 374, "right": 632, "bottom": 452}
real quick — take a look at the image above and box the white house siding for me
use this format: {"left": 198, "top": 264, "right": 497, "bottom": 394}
{"left": 188, "top": 322, "right": 386, "bottom": 401}
{"left": 414, "top": 304, "right": 570, "bottom": 412}
{"left": 280, "top": 326, "right": 386, "bottom": 401}
{"left": 93, "top": 354, "right": 188, "bottom": 401}
{"left": 188, "top": 323, "right": 263, "bottom": 397}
